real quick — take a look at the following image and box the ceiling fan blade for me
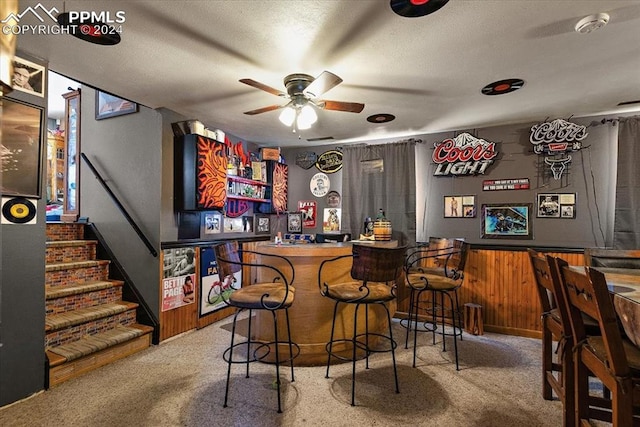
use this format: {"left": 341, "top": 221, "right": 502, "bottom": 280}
{"left": 243, "top": 104, "right": 283, "bottom": 115}
{"left": 321, "top": 100, "right": 365, "bottom": 113}
{"left": 303, "top": 71, "right": 343, "bottom": 98}
{"left": 239, "top": 79, "right": 286, "bottom": 97}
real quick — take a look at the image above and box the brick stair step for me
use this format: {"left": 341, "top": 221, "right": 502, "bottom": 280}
{"left": 47, "top": 324, "right": 151, "bottom": 365}
{"left": 46, "top": 260, "right": 110, "bottom": 272}
{"left": 46, "top": 240, "right": 98, "bottom": 263}
{"left": 45, "top": 280, "right": 123, "bottom": 300}
{"left": 46, "top": 223, "right": 85, "bottom": 241}
{"left": 46, "top": 301, "right": 138, "bottom": 332}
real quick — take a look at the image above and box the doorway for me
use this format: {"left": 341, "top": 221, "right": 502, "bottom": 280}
{"left": 46, "top": 71, "right": 80, "bottom": 221}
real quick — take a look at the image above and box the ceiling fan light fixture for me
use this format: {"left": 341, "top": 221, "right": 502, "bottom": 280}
{"left": 279, "top": 106, "right": 296, "bottom": 126}
{"left": 296, "top": 104, "right": 317, "bottom": 130}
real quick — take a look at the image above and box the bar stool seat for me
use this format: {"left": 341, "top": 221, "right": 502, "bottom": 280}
{"left": 228, "top": 284, "right": 295, "bottom": 309}
{"left": 323, "top": 281, "right": 394, "bottom": 303}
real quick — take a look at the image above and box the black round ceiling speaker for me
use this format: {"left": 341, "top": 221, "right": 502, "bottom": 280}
{"left": 57, "top": 12, "right": 121, "bottom": 45}
{"left": 390, "top": 0, "right": 449, "bottom": 18}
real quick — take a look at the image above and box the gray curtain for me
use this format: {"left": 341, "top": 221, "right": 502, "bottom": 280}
{"left": 614, "top": 116, "right": 640, "bottom": 248}
{"left": 341, "top": 141, "right": 416, "bottom": 246}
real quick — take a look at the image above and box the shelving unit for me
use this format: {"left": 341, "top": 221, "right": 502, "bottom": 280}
{"left": 226, "top": 175, "right": 270, "bottom": 203}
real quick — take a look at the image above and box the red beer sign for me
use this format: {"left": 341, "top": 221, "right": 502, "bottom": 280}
{"left": 432, "top": 133, "right": 498, "bottom": 176}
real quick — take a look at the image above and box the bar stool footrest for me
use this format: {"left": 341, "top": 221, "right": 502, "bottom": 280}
{"left": 254, "top": 341, "right": 301, "bottom": 366}
{"left": 223, "top": 340, "right": 271, "bottom": 365}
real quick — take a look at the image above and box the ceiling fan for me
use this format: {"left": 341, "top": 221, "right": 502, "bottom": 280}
{"left": 240, "top": 71, "right": 364, "bottom": 129}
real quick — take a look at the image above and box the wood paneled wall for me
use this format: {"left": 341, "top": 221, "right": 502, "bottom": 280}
{"left": 159, "top": 241, "right": 261, "bottom": 342}
{"left": 396, "top": 248, "right": 585, "bottom": 338}
{"left": 160, "top": 243, "right": 585, "bottom": 342}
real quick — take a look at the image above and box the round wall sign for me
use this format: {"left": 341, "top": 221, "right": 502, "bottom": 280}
{"left": 310, "top": 173, "right": 330, "bottom": 197}
{"left": 326, "top": 190, "right": 341, "bottom": 208}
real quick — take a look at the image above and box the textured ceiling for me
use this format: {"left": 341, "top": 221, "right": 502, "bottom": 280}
{"left": 14, "top": 0, "right": 640, "bottom": 147}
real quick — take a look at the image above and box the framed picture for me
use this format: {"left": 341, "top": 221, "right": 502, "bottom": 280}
{"left": 481, "top": 203, "right": 533, "bottom": 239}
{"left": 95, "top": 90, "right": 138, "bottom": 120}
{"left": 1, "top": 98, "right": 43, "bottom": 197}
{"left": 537, "top": 193, "right": 576, "bottom": 219}
{"left": 223, "top": 216, "right": 253, "bottom": 233}
{"left": 444, "top": 195, "right": 476, "bottom": 218}
{"left": 11, "top": 56, "right": 45, "bottom": 97}
{"left": 202, "top": 212, "right": 222, "bottom": 234}
{"left": 287, "top": 212, "right": 303, "bottom": 233}
{"left": 255, "top": 213, "right": 271, "bottom": 235}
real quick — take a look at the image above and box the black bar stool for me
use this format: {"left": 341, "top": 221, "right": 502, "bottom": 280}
{"left": 318, "top": 244, "right": 406, "bottom": 406}
{"left": 404, "top": 239, "right": 469, "bottom": 369}
{"left": 214, "top": 241, "right": 300, "bottom": 413}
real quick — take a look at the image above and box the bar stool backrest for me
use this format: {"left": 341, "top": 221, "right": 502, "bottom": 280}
{"left": 214, "top": 241, "right": 243, "bottom": 278}
{"left": 351, "top": 244, "right": 406, "bottom": 284}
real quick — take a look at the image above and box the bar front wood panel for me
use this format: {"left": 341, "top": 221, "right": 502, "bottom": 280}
{"left": 397, "top": 248, "right": 585, "bottom": 338}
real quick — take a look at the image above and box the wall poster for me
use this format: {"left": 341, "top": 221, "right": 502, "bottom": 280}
{"left": 199, "top": 246, "right": 241, "bottom": 317}
{"left": 298, "top": 200, "right": 317, "bottom": 228}
{"left": 161, "top": 247, "right": 197, "bottom": 312}
{"left": 323, "top": 208, "right": 341, "bottom": 232}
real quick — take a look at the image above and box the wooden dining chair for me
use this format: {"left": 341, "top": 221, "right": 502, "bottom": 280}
{"left": 552, "top": 256, "right": 640, "bottom": 426}
{"left": 528, "top": 249, "right": 575, "bottom": 426}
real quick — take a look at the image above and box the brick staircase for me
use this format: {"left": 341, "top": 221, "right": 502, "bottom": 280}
{"left": 45, "top": 222, "right": 153, "bottom": 387}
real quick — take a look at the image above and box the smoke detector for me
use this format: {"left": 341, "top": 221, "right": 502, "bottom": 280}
{"left": 575, "top": 13, "right": 610, "bottom": 34}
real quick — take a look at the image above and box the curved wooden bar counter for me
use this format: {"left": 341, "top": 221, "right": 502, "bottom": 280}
{"left": 251, "top": 241, "right": 397, "bottom": 366}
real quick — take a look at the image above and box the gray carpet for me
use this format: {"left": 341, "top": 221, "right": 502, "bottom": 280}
{"left": 0, "top": 315, "right": 564, "bottom": 427}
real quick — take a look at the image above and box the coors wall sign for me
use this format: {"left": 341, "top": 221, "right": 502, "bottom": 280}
{"left": 432, "top": 132, "right": 498, "bottom": 176}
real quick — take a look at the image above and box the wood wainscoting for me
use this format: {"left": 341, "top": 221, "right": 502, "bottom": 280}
{"left": 396, "top": 247, "right": 585, "bottom": 339}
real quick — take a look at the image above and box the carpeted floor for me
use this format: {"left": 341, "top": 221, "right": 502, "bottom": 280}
{"left": 0, "top": 316, "right": 564, "bottom": 427}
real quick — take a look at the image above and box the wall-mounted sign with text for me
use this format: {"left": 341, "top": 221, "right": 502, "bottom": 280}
{"left": 295, "top": 151, "right": 317, "bottom": 170}
{"left": 482, "top": 178, "right": 530, "bottom": 191}
{"left": 432, "top": 133, "right": 498, "bottom": 176}
{"left": 315, "top": 149, "right": 343, "bottom": 174}
{"left": 530, "top": 119, "right": 588, "bottom": 180}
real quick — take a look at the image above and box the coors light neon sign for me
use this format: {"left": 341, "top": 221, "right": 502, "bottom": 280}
{"left": 432, "top": 132, "right": 498, "bottom": 176}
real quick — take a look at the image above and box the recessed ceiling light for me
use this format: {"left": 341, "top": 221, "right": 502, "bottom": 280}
{"left": 575, "top": 13, "right": 610, "bottom": 34}
{"left": 481, "top": 79, "right": 525, "bottom": 96}
{"left": 367, "top": 113, "right": 396, "bottom": 123}
{"left": 390, "top": 0, "right": 449, "bottom": 18}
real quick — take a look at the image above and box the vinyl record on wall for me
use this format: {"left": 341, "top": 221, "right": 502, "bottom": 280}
{"left": 481, "top": 79, "right": 525, "bottom": 96}
{"left": 1, "top": 197, "right": 37, "bottom": 224}
{"left": 390, "top": 0, "right": 449, "bottom": 18}
{"left": 57, "top": 12, "right": 121, "bottom": 45}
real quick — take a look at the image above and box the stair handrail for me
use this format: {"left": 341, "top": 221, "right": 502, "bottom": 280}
{"left": 81, "top": 153, "right": 158, "bottom": 257}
